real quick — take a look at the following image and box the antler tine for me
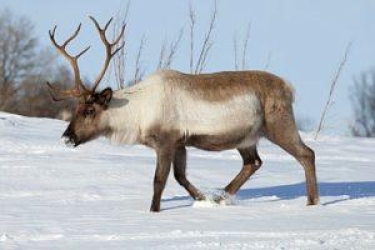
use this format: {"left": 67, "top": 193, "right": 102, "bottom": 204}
{"left": 62, "top": 23, "right": 82, "bottom": 48}
{"left": 88, "top": 16, "right": 113, "bottom": 35}
{"left": 47, "top": 24, "right": 91, "bottom": 100}
{"left": 46, "top": 81, "right": 82, "bottom": 101}
{"left": 113, "top": 23, "right": 126, "bottom": 47}
{"left": 104, "top": 17, "right": 113, "bottom": 32}
{"left": 49, "top": 26, "right": 57, "bottom": 39}
{"left": 48, "top": 26, "right": 60, "bottom": 50}
{"left": 76, "top": 46, "right": 91, "bottom": 59}
{"left": 88, "top": 16, "right": 126, "bottom": 92}
{"left": 112, "top": 41, "right": 126, "bottom": 57}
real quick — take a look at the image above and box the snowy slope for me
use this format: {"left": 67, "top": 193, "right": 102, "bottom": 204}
{"left": 0, "top": 112, "right": 374, "bottom": 250}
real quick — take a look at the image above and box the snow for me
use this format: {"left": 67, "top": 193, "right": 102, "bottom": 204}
{"left": 0, "top": 112, "right": 374, "bottom": 249}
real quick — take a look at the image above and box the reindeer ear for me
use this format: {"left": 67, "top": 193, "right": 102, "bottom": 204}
{"left": 98, "top": 87, "right": 112, "bottom": 106}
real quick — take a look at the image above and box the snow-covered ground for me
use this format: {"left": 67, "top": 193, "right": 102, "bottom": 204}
{"left": 0, "top": 112, "right": 374, "bottom": 249}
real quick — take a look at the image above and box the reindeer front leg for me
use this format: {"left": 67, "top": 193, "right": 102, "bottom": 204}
{"left": 150, "top": 147, "right": 174, "bottom": 212}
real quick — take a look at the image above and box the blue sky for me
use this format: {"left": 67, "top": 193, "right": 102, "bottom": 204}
{"left": 1, "top": 0, "right": 374, "bottom": 135}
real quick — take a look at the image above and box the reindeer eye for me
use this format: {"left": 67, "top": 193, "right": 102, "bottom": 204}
{"left": 84, "top": 108, "right": 95, "bottom": 117}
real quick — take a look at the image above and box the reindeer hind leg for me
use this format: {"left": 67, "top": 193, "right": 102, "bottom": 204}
{"left": 265, "top": 103, "right": 319, "bottom": 205}
{"left": 221, "top": 146, "right": 262, "bottom": 201}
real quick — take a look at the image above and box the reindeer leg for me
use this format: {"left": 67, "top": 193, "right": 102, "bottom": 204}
{"left": 265, "top": 104, "right": 319, "bottom": 205}
{"left": 267, "top": 134, "right": 319, "bottom": 205}
{"left": 173, "top": 147, "right": 205, "bottom": 201}
{"left": 219, "top": 146, "right": 262, "bottom": 202}
{"left": 150, "top": 147, "right": 174, "bottom": 212}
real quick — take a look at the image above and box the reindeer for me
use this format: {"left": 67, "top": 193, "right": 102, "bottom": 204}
{"left": 47, "top": 17, "right": 319, "bottom": 212}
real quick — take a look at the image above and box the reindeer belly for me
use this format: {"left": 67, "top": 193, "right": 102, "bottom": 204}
{"left": 185, "top": 127, "right": 258, "bottom": 151}
{"left": 178, "top": 94, "right": 262, "bottom": 151}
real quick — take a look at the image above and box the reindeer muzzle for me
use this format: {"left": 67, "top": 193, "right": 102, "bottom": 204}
{"left": 61, "top": 130, "right": 80, "bottom": 147}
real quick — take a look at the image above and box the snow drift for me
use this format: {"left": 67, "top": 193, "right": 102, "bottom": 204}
{"left": 0, "top": 112, "right": 374, "bottom": 249}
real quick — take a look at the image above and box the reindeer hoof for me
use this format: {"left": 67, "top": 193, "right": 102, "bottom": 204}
{"left": 150, "top": 204, "right": 161, "bottom": 212}
{"left": 195, "top": 193, "right": 206, "bottom": 201}
{"left": 213, "top": 193, "right": 227, "bottom": 204}
{"left": 306, "top": 197, "right": 320, "bottom": 206}
{"left": 213, "top": 191, "right": 236, "bottom": 205}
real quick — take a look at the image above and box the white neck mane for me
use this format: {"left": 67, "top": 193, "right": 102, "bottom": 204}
{"left": 102, "top": 74, "right": 164, "bottom": 145}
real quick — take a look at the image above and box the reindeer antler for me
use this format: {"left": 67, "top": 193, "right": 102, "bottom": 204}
{"left": 88, "top": 16, "right": 126, "bottom": 92}
{"left": 46, "top": 16, "right": 126, "bottom": 101}
{"left": 46, "top": 24, "right": 91, "bottom": 101}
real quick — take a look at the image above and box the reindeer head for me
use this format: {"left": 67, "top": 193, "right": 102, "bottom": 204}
{"left": 47, "top": 16, "right": 125, "bottom": 147}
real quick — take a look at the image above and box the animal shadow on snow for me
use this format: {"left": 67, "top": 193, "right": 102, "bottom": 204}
{"left": 236, "top": 181, "right": 375, "bottom": 205}
{"left": 163, "top": 181, "right": 375, "bottom": 210}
